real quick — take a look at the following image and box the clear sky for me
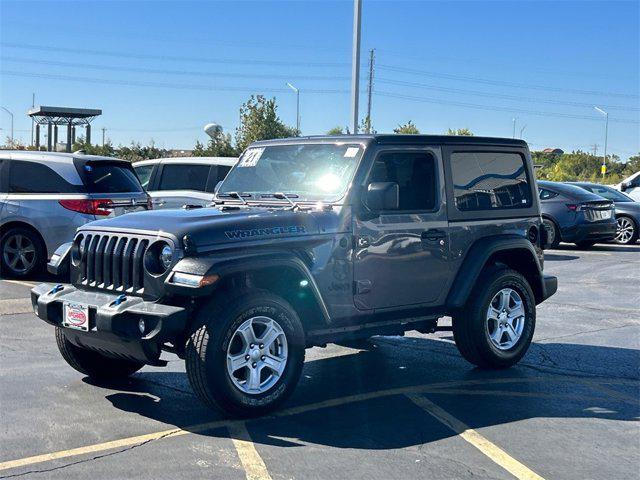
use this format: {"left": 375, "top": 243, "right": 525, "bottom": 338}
{"left": 1, "top": 0, "right": 638, "bottom": 159}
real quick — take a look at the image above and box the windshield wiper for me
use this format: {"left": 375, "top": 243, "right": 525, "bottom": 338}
{"left": 217, "top": 192, "right": 250, "bottom": 205}
{"left": 261, "top": 192, "right": 300, "bottom": 210}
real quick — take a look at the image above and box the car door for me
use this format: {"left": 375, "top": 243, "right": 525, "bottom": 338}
{"left": 154, "top": 163, "right": 214, "bottom": 209}
{"left": 353, "top": 147, "right": 451, "bottom": 310}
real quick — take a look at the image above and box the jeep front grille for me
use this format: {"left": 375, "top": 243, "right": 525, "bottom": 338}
{"left": 80, "top": 234, "right": 149, "bottom": 293}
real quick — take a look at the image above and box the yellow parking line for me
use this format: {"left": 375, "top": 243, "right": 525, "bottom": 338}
{"left": 0, "top": 375, "right": 623, "bottom": 473}
{"left": 228, "top": 422, "right": 272, "bottom": 480}
{"left": 407, "top": 394, "right": 545, "bottom": 480}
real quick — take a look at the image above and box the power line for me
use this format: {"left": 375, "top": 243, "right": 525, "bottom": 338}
{"left": 0, "top": 71, "right": 350, "bottom": 95}
{"left": 376, "top": 91, "right": 639, "bottom": 124}
{"left": 377, "top": 64, "right": 639, "bottom": 99}
{"left": 1, "top": 56, "right": 351, "bottom": 82}
{"left": 376, "top": 77, "right": 639, "bottom": 112}
{"left": 1, "top": 42, "right": 350, "bottom": 69}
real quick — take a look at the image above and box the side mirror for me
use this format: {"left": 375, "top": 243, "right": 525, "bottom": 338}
{"left": 620, "top": 182, "right": 629, "bottom": 192}
{"left": 365, "top": 182, "right": 399, "bottom": 212}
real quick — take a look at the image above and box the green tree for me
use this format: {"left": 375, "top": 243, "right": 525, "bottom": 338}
{"left": 393, "top": 120, "right": 419, "bottom": 134}
{"left": 326, "top": 126, "right": 344, "bottom": 135}
{"left": 446, "top": 128, "right": 474, "bottom": 136}
{"left": 623, "top": 154, "right": 640, "bottom": 176}
{"left": 117, "top": 141, "right": 167, "bottom": 162}
{"left": 193, "top": 131, "right": 238, "bottom": 157}
{"left": 235, "top": 95, "right": 298, "bottom": 152}
{"left": 72, "top": 137, "right": 116, "bottom": 157}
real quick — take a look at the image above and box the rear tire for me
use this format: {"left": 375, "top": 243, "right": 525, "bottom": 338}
{"left": 452, "top": 267, "right": 536, "bottom": 369}
{"left": 0, "top": 226, "right": 46, "bottom": 278}
{"left": 55, "top": 327, "right": 144, "bottom": 380}
{"left": 614, "top": 216, "right": 638, "bottom": 245}
{"left": 542, "top": 218, "right": 560, "bottom": 248}
{"left": 185, "top": 290, "right": 305, "bottom": 417}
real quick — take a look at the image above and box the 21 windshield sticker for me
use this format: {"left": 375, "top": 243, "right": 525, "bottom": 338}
{"left": 238, "top": 147, "right": 265, "bottom": 167}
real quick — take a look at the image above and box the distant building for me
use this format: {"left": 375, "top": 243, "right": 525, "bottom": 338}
{"left": 541, "top": 148, "right": 564, "bottom": 155}
{"left": 166, "top": 149, "right": 193, "bottom": 157}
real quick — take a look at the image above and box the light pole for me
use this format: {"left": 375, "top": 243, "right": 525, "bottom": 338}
{"left": 594, "top": 106, "right": 609, "bottom": 178}
{"left": 512, "top": 117, "right": 516, "bottom": 139}
{"left": 350, "top": 0, "right": 362, "bottom": 134}
{"left": 286, "top": 83, "right": 300, "bottom": 133}
{"left": 520, "top": 125, "right": 527, "bottom": 139}
{"left": 1, "top": 106, "right": 14, "bottom": 146}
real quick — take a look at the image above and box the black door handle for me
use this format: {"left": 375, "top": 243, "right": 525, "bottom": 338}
{"left": 422, "top": 229, "right": 446, "bottom": 241}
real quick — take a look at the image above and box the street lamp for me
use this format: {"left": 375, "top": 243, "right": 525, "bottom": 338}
{"left": 520, "top": 125, "right": 527, "bottom": 139}
{"left": 1, "top": 106, "right": 14, "bottom": 146}
{"left": 350, "top": 0, "right": 362, "bottom": 134}
{"left": 594, "top": 106, "right": 609, "bottom": 178}
{"left": 286, "top": 83, "right": 300, "bottom": 133}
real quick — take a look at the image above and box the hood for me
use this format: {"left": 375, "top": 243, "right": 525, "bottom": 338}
{"left": 80, "top": 205, "right": 344, "bottom": 251}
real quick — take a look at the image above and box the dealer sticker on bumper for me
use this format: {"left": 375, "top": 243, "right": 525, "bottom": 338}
{"left": 63, "top": 302, "right": 90, "bottom": 331}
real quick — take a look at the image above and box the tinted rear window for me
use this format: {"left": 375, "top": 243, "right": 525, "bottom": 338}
{"left": 451, "top": 152, "right": 532, "bottom": 211}
{"left": 158, "top": 164, "right": 210, "bottom": 191}
{"left": 9, "top": 160, "right": 82, "bottom": 194}
{"left": 81, "top": 162, "right": 143, "bottom": 193}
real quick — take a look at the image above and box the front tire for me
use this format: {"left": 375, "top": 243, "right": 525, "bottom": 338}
{"left": 55, "top": 327, "right": 144, "bottom": 380}
{"left": 452, "top": 267, "right": 536, "bottom": 369}
{"left": 186, "top": 290, "right": 305, "bottom": 417}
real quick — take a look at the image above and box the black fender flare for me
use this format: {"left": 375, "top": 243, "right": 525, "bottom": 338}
{"left": 446, "top": 234, "right": 546, "bottom": 310}
{"left": 168, "top": 251, "right": 331, "bottom": 324}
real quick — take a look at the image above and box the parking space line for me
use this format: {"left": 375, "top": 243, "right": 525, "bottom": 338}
{"left": 0, "top": 279, "right": 37, "bottom": 288}
{"left": 0, "top": 298, "right": 34, "bottom": 316}
{"left": 0, "top": 376, "right": 628, "bottom": 474}
{"left": 228, "top": 422, "right": 272, "bottom": 480}
{"left": 407, "top": 394, "right": 545, "bottom": 480}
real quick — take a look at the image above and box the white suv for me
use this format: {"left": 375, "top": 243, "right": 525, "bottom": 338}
{"left": 133, "top": 157, "right": 237, "bottom": 210}
{"left": 614, "top": 171, "right": 640, "bottom": 202}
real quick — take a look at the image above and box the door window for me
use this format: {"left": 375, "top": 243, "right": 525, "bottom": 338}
{"left": 539, "top": 188, "right": 558, "bottom": 200}
{"left": 368, "top": 151, "right": 437, "bottom": 211}
{"left": 158, "top": 164, "right": 210, "bottom": 191}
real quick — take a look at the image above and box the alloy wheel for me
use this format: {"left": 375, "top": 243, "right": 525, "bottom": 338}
{"left": 486, "top": 288, "right": 526, "bottom": 350}
{"left": 2, "top": 234, "right": 36, "bottom": 274}
{"left": 226, "top": 316, "right": 288, "bottom": 395}
{"left": 615, "top": 217, "right": 635, "bottom": 244}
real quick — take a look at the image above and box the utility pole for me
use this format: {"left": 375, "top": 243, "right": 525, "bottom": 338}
{"left": 350, "top": 0, "right": 362, "bottom": 134}
{"left": 594, "top": 107, "right": 609, "bottom": 178}
{"left": 31, "top": 93, "right": 35, "bottom": 146}
{"left": 1, "top": 106, "right": 14, "bottom": 146}
{"left": 512, "top": 118, "right": 516, "bottom": 139}
{"left": 365, "top": 48, "right": 375, "bottom": 134}
{"left": 102, "top": 127, "right": 106, "bottom": 146}
{"left": 592, "top": 144, "right": 599, "bottom": 157}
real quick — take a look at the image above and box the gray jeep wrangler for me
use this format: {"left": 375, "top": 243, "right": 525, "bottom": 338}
{"left": 32, "top": 135, "right": 557, "bottom": 416}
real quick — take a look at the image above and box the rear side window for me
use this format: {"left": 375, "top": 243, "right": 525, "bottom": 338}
{"left": 158, "top": 164, "right": 210, "bottom": 191}
{"left": 9, "top": 160, "right": 81, "bottom": 194}
{"left": 133, "top": 164, "right": 154, "bottom": 189}
{"left": 539, "top": 188, "right": 558, "bottom": 200}
{"left": 82, "top": 163, "right": 143, "bottom": 193}
{"left": 451, "top": 152, "right": 532, "bottom": 211}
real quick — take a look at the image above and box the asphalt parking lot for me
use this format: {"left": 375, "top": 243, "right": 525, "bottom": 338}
{"left": 1, "top": 243, "right": 638, "bottom": 479}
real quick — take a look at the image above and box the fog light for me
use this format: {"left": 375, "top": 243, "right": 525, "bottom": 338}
{"left": 138, "top": 319, "right": 146, "bottom": 334}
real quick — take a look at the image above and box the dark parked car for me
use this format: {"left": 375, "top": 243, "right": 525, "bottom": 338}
{"left": 537, "top": 180, "right": 617, "bottom": 248}
{"left": 569, "top": 182, "right": 640, "bottom": 245}
{"left": 33, "top": 135, "right": 557, "bottom": 417}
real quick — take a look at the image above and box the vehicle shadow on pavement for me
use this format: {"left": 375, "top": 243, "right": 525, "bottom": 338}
{"left": 543, "top": 253, "right": 580, "bottom": 261}
{"left": 553, "top": 244, "right": 640, "bottom": 253}
{"left": 96, "top": 338, "right": 639, "bottom": 451}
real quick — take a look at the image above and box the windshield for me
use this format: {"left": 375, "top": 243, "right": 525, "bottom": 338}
{"left": 580, "top": 184, "right": 633, "bottom": 202}
{"left": 218, "top": 143, "right": 364, "bottom": 202}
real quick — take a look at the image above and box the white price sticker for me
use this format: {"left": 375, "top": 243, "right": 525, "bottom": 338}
{"left": 344, "top": 147, "right": 360, "bottom": 158}
{"left": 239, "top": 147, "right": 264, "bottom": 167}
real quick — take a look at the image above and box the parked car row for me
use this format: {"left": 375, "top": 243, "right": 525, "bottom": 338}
{"left": 538, "top": 179, "right": 640, "bottom": 247}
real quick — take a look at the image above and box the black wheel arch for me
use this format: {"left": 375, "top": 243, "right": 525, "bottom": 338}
{"left": 446, "top": 234, "right": 547, "bottom": 310}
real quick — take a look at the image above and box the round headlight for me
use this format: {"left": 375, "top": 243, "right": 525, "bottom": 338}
{"left": 159, "top": 245, "right": 173, "bottom": 270}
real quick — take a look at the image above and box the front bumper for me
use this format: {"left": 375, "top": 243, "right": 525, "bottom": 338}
{"left": 561, "top": 221, "right": 617, "bottom": 243}
{"left": 31, "top": 283, "right": 187, "bottom": 365}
